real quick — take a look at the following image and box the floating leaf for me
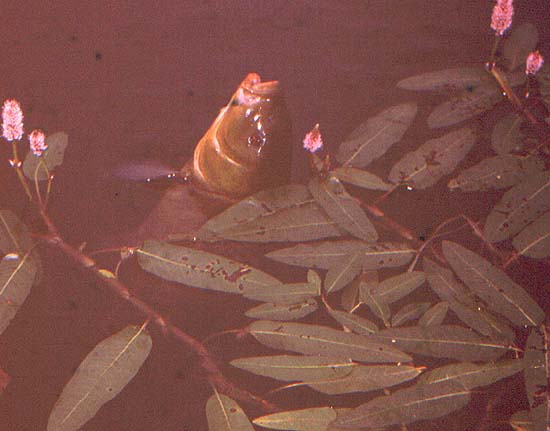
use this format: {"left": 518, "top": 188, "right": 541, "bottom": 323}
{"left": 137, "top": 240, "right": 280, "bottom": 294}
{"left": 484, "top": 171, "right": 550, "bottom": 243}
{"left": 418, "top": 360, "right": 523, "bottom": 389}
{"left": 331, "top": 167, "right": 392, "bottom": 191}
{"left": 47, "top": 324, "right": 152, "bottom": 431}
{"left": 360, "top": 284, "right": 391, "bottom": 327}
{"left": 362, "top": 271, "right": 426, "bottom": 305}
{"left": 0, "top": 253, "right": 38, "bottom": 336}
{"left": 253, "top": 407, "right": 337, "bottom": 431}
{"left": 230, "top": 355, "right": 355, "bottom": 382}
{"left": 206, "top": 392, "right": 254, "bottom": 431}
{"left": 423, "top": 257, "right": 515, "bottom": 341}
{"left": 503, "top": 23, "right": 539, "bottom": 72}
{"left": 491, "top": 113, "right": 524, "bottom": 154}
{"left": 309, "top": 176, "right": 378, "bottom": 242}
{"left": 306, "top": 364, "right": 422, "bottom": 395}
{"left": 442, "top": 241, "right": 545, "bottom": 327}
{"left": 327, "top": 308, "right": 378, "bottom": 335}
{"left": 448, "top": 154, "right": 525, "bottom": 192}
{"left": 427, "top": 82, "right": 501, "bottom": 128}
{"left": 389, "top": 127, "right": 476, "bottom": 189}
{"left": 243, "top": 281, "right": 319, "bottom": 305}
{"left": 334, "top": 381, "right": 470, "bottom": 428}
{"left": 391, "top": 302, "right": 431, "bottom": 327}
{"left": 0, "top": 210, "right": 32, "bottom": 254}
{"left": 397, "top": 67, "right": 487, "bottom": 92}
{"left": 371, "top": 325, "right": 513, "bottom": 361}
{"left": 340, "top": 280, "right": 360, "bottom": 312}
{"left": 248, "top": 321, "right": 411, "bottom": 363}
{"left": 197, "top": 184, "right": 342, "bottom": 242}
{"left": 324, "top": 251, "right": 363, "bottom": 294}
{"left": 23, "top": 132, "right": 69, "bottom": 181}
{"left": 245, "top": 299, "right": 318, "bottom": 321}
{"left": 266, "top": 240, "right": 414, "bottom": 270}
{"left": 512, "top": 211, "right": 550, "bottom": 259}
{"left": 523, "top": 325, "right": 550, "bottom": 431}
{"left": 336, "top": 103, "right": 417, "bottom": 168}
{"left": 418, "top": 302, "right": 449, "bottom": 327}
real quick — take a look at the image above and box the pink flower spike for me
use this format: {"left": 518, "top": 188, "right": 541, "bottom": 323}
{"left": 2, "top": 99, "right": 24, "bottom": 141}
{"left": 303, "top": 123, "right": 323, "bottom": 153}
{"left": 29, "top": 130, "right": 47, "bottom": 156}
{"left": 490, "top": 0, "right": 514, "bottom": 36}
{"left": 525, "top": 51, "right": 544, "bottom": 75}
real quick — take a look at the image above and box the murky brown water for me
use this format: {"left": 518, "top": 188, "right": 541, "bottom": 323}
{"left": 0, "top": 1, "right": 548, "bottom": 430}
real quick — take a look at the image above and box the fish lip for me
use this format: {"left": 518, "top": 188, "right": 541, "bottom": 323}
{"left": 241, "top": 73, "right": 281, "bottom": 96}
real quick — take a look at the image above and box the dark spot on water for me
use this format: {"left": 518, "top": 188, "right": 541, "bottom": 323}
{"left": 175, "top": 369, "right": 185, "bottom": 379}
{"left": 465, "top": 84, "right": 474, "bottom": 92}
{"left": 70, "top": 34, "right": 78, "bottom": 42}
{"left": 95, "top": 51, "right": 102, "bottom": 61}
{"left": 187, "top": 89, "right": 194, "bottom": 97}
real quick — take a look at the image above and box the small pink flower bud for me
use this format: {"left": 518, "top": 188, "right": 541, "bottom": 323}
{"left": 525, "top": 50, "right": 544, "bottom": 75}
{"left": 490, "top": 0, "right": 514, "bottom": 36}
{"left": 2, "top": 99, "right": 24, "bottom": 141}
{"left": 28, "top": 130, "right": 47, "bottom": 156}
{"left": 303, "top": 123, "right": 323, "bottom": 153}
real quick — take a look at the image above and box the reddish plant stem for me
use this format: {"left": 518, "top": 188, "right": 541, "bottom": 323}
{"left": 359, "top": 200, "right": 418, "bottom": 243}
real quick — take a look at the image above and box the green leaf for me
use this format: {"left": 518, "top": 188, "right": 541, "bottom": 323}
{"left": 47, "top": 324, "right": 152, "bottom": 431}
{"left": 418, "top": 302, "right": 449, "bottom": 327}
{"left": 253, "top": 407, "right": 337, "bottom": 431}
{"left": 503, "top": 23, "right": 539, "bottom": 72}
{"left": 331, "top": 167, "right": 392, "bottom": 191}
{"left": 248, "top": 321, "right": 411, "bottom": 363}
{"left": 336, "top": 103, "right": 417, "bottom": 168}
{"left": 206, "top": 392, "right": 254, "bottom": 431}
{"left": 324, "top": 251, "right": 363, "bottom": 294}
{"left": 362, "top": 271, "right": 426, "bottom": 305}
{"left": 23, "top": 132, "right": 69, "bottom": 181}
{"left": 442, "top": 241, "right": 545, "bottom": 327}
{"left": 0, "top": 210, "right": 32, "bottom": 254}
{"left": 137, "top": 240, "right": 280, "bottom": 294}
{"left": 360, "top": 284, "right": 391, "bottom": 327}
{"left": 391, "top": 302, "right": 431, "bottom": 327}
{"left": 308, "top": 176, "right": 378, "bottom": 242}
{"left": 397, "top": 67, "right": 487, "bottom": 92}
{"left": 327, "top": 308, "right": 378, "bottom": 335}
{"left": 491, "top": 113, "right": 524, "bottom": 155}
{"left": 389, "top": 127, "right": 476, "bottom": 189}
{"left": 483, "top": 171, "right": 550, "bottom": 243}
{"left": 512, "top": 211, "right": 550, "bottom": 259}
{"left": 245, "top": 299, "right": 318, "bottom": 321}
{"left": 243, "top": 280, "right": 320, "bottom": 305}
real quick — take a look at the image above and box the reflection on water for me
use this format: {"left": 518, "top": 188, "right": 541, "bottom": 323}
{"left": 0, "top": 1, "right": 548, "bottom": 430}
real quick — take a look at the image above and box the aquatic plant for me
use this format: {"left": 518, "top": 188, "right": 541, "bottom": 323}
{"left": 1, "top": 3, "right": 548, "bottom": 431}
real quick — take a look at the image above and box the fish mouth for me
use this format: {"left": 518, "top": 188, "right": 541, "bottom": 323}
{"left": 240, "top": 73, "right": 280, "bottom": 96}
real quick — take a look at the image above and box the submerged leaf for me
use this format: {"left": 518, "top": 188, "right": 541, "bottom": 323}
{"left": 391, "top": 302, "right": 431, "bottom": 327}
{"left": 491, "top": 113, "right": 524, "bottom": 155}
{"left": 253, "top": 407, "right": 336, "bottom": 431}
{"left": 388, "top": 127, "right": 476, "bottom": 189}
{"left": 334, "top": 381, "right": 470, "bottom": 428}
{"left": 0, "top": 210, "right": 32, "bottom": 254}
{"left": 512, "top": 211, "right": 550, "bottom": 259}
{"left": 137, "top": 240, "right": 280, "bottom": 294}
{"left": 206, "top": 392, "right": 254, "bottom": 431}
{"left": 362, "top": 271, "right": 426, "bottom": 305}
{"left": 248, "top": 320, "right": 411, "bottom": 363}
{"left": 245, "top": 299, "right": 318, "bottom": 321}
{"left": 442, "top": 241, "right": 545, "bottom": 327}
{"left": 483, "top": 171, "right": 550, "bottom": 243}
{"left": 47, "top": 325, "right": 152, "bottom": 431}
{"left": 23, "top": 132, "right": 69, "bottom": 181}
{"left": 336, "top": 103, "right": 418, "bottom": 168}
{"left": 331, "top": 167, "right": 392, "bottom": 191}
{"left": 309, "top": 176, "right": 378, "bottom": 242}
{"left": 397, "top": 67, "right": 486, "bottom": 92}
{"left": 324, "top": 251, "right": 363, "bottom": 294}
{"left": 503, "top": 23, "right": 539, "bottom": 72}
{"left": 418, "top": 302, "right": 449, "bottom": 327}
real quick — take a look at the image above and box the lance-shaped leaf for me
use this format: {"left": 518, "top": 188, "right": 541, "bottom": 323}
{"left": 360, "top": 284, "right": 391, "bottom": 327}
{"left": 336, "top": 103, "right": 417, "bottom": 168}
{"left": 197, "top": 184, "right": 342, "bottom": 242}
{"left": 253, "top": 407, "right": 337, "bottom": 431}
{"left": 419, "top": 302, "right": 449, "bottom": 327}
{"left": 331, "top": 167, "right": 392, "bottom": 191}
{"left": 370, "top": 325, "right": 513, "bottom": 362}
{"left": 340, "top": 280, "right": 360, "bottom": 312}
{"left": 442, "top": 241, "right": 545, "bottom": 327}
{"left": 484, "top": 171, "right": 550, "bottom": 243}
{"left": 391, "top": 302, "right": 431, "bottom": 327}
{"left": 245, "top": 299, "right": 318, "bottom": 321}
{"left": 362, "top": 271, "right": 426, "bottom": 305}
{"left": 137, "top": 240, "right": 280, "bottom": 293}
{"left": 0, "top": 253, "right": 38, "bottom": 336}
{"left": 248, "top": 321, "right": 411, "bottom": 363}
{"left": 324, "top": 251, "right": 363, "bottom": 294}
{"left": 397, "top": 67, "right": 487, "bottom": 92}
{"left": 308, "top": 176, "right": 378, "bottom": 242}
{"left": 503, "top": 23, "right": 539, "bottom": 72}
{"left": 230, "top": 355, "right": 356, "bottom": 382}
{"left": 491, "top": 113, "right": 524, "bottom": 155}
{"left": 206, "top": 392, "right": 254, "bottom": 431}
{"left": 327, "top": 308, "right": 379, "bottom": 335}
{"left": 334, "top": 380, "right": 470, "bottom": 428}
{"left": 523, "top": 325, "right": 550, "bottom": 431}
{"left": 423, "top": 257, "right": 515, "bottom": 341}
{"left": 243, "top": 280, "right": 320, "bottom": 305}
{"left": 23, "top": 132, "right": 69, "bottom": 181}
{"left": 305, "top": 364, "right": 423, "bottom": 395}
{"left": 0, "top": 210, "right": 32, "bottom": 254}
{"left": 266, "top": 241, "right": 414, "bottom": 270}
{"left": 448, "top": 154, "right": 526, "bottom": 192}
{"left": 47, "top": 325, "right": 152, "bottom": 431}
{"left": 388, "top": 127, "right": 476, "bottom": 189}
{"left": 512, "top": 212, "right": 550, "bottom": 259}
{"left": 418, "top": 360, "right": 523, "bottom": 389}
